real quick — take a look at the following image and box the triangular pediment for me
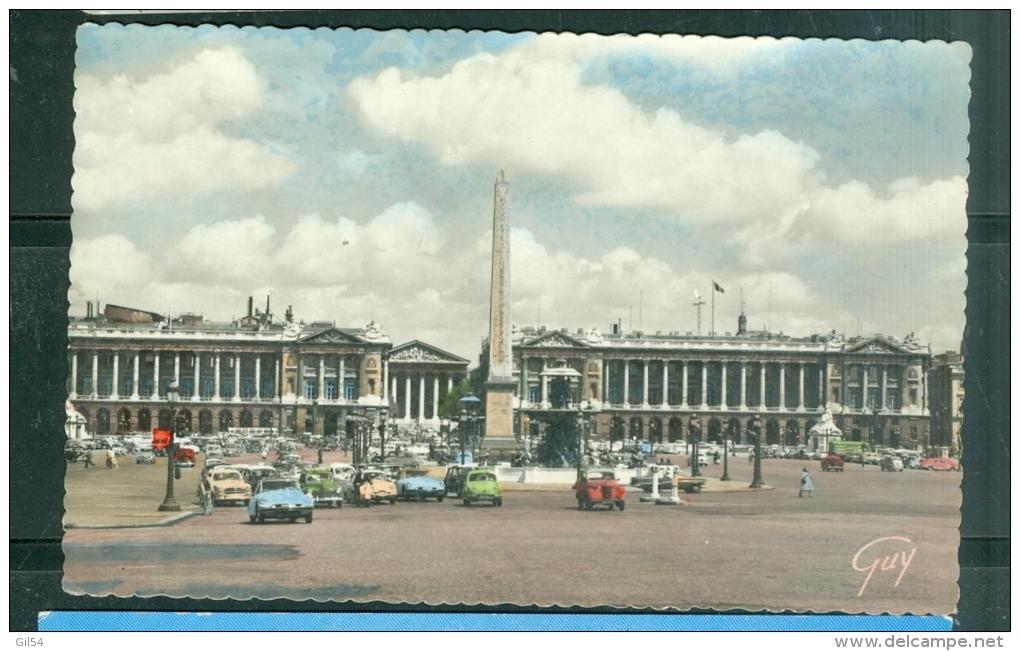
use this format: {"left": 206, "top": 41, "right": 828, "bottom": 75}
{"left": 524, "top": 330, "right": 588, "bottom": 348}
{"left": 389, "top": 340, "right": 469, "bottom": 364}
{"left": 845, "top": 336, "right": 911, "bottom": 355}
{"left": 299, "top": 327, "right": 364, "bottom": 344}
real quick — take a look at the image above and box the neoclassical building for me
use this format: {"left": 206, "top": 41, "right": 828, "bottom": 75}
{"left": 387, "top": 340, "right": 470, "bottom": 428}
{"left": 68, "top": 301, "right": 395, "bottom": 437}
{"left": 510, "top": 314, "right": 933, "bottom": 450}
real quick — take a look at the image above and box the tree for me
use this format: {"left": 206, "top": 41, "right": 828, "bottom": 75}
{"left": 437, "top": 377, "right": 472, "bottom": 421}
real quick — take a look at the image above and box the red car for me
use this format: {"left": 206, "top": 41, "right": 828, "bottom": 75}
{"left": 821, "top": 453, "right": 845, "bottom": 472}
{"left": 573, "top": 471, "right": 626, "bottom": 511}
{"left": 917, "top": 457, "right": 960, "bottom": 471}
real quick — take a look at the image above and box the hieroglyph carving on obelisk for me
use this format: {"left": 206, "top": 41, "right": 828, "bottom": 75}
{"left": 488, "top": 171, "right": 512, "bottom": 384}
{"left": 485, "top": 171, "right": 515, "bottom": 442}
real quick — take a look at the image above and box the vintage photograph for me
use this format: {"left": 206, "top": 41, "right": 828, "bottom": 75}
{"left": 63, "top": 25, "right": 969, "bottom": 613}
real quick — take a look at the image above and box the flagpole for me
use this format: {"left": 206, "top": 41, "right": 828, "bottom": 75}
{"left": 711, "top": 281, "right": 715, "bottom": 336}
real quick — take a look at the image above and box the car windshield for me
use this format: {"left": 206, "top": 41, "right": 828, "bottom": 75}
{"left": 212, "top": 471, "right": 242, "bottom": 481}
{"left": 470, "top": 472, "right": 496, "bottom": 482}
{"left": 260, "top": 480, "right": 298, "bottom": 492}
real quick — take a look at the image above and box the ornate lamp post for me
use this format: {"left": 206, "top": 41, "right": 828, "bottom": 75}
{"left": 749, "top": 414, "right": 764, "bottom": 489}
{"left": 721, "top": 425, "right": 731, "bottom": 481}
{"left": 157, "top": 378, "right": 181, "bottom": 512}
{"left": 458, "top": 392, "right": 481, "bottom": 464}
{"left": 689, "top": 414, "right": 702, "bottom": 478}
{"left": 574, "top": 400, "right": 593, "bottom": 482}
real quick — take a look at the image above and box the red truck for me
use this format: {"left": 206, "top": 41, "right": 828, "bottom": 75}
{"left": 573, "top": 470, "right": 627, "bottom": 511}
{"left": 821, "top": 453, "right": 845, "bottom": 472}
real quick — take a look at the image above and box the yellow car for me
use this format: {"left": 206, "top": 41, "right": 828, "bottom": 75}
{"left": 354, "top": 469, "right": 398, "bottom": 506}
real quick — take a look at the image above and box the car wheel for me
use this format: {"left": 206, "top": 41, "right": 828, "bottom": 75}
{"left": 288, "top": 517, "right": 298, "bottom": 523}
{"left": 463, "top": 499, "right": 471, "bottom": 507}
{"left": 304, "top": 513, "right": 313, "bottom": 524}
{"left": 416, "top": 490, "right": 424, "bottom": 502}
{"left": 257, "top": 510, "right": 265, "bottom": 524}
{"left": 577, "top": 497, "right": 585, "bottom": 511}
{"left": 249, "top": 514, "right": 257, "bottom": 523}
{"left": 437, "top": 495, "right": 444, "bottom": 503}
{"left": 495, "top": 498, "right": 502, "bottom": 507}
{"left": 616, "top": 500, "right": 626, "bottom": 511}
{"left": 583, "top": 497, "right": 593, "bottom": 510}
{"left": 389, "top": 498, "right": 396, "bottom": 505}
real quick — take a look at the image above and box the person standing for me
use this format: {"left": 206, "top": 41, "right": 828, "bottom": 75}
{"left": 799, "top": 467, "right": 815, "bottom": 498}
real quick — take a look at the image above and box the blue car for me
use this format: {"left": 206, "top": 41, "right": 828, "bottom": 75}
{"left": 248, "top": 478, "right": 315, "bottom": 524}
{"left": 395, "top": 470, "right": 446, "bottom": 502}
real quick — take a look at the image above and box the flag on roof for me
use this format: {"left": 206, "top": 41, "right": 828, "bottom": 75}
{"left": 713, "top": 281, "right": 725, "bottom": 293}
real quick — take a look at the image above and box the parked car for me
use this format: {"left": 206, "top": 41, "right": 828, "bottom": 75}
{"left": 134, "top": 451, "right": 156, "bottom": 464}
{"left": 205, "top": 468, "right": 252, "bottom": 506}
{"left": 248, "top": 478, "right": 314, "bottom": 524}
{"left": 460, "top": 469, "right": 502, "bottom": 507}
{"left": 395, "top": 468, "right": 446, "bottom": 502}
{"left": 205, "top": 445, "right": 224, "bottom": 458}
{"left": 353, "top": 469, "right": 398, "bottom": 506}
{"left": 242, "top": 465, "right": 278, "bottom": 489}
{"left": 573, "top": 470, "right": 626, "bottom": 511}
{"left": 299, "top": 467, "right": 343, "bottom": 508}
{"left": 821, "top": 453, "right": 845, "bottom": 472}
{"left": 443, "top": 464, "right": 477, "bottom": 497}
{"left": 880, "top": 455, "right": 904, "bottom": 472}
{"left": 917, "top": 457, "right": 960, "bottom": 471}
{"left": 863, "top": 452, "right": 883, "bottom": 465}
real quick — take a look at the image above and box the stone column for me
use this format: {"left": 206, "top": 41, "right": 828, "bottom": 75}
{"left": 447, "top": 376, "right": 453, "bottom": 394}
{"left": 418, "top": 375, "right": 426, "bottom": 421}
{"left": 779, "top": 363, "right": 786, "bottom": 410}
{"left": 681, "top": 361, "right": 688, "bottom": 408}
{"left": 541, "top": 370, "right": 549, "bottom": 406}
{"left": 641, "top": 360, "right": 649, "bottom": 407}
{"left": 818, "top": 366, "right": 825, "bottom": 409}
{"left": 432, "top": 376, "right": 440, "bottom": 419}
{"left": 274, "top": 357, "right": 280, "bottom": 401}
{"left": 338, "top": 356, "right": 346, "bottom": 400}
{"left": 194, "top": 353, "right": 201, "bottom": 400}
{"left": 720, "top": 362, "right": 728, "bottom": 409}
{"left": 661, "top": 362, "right": 669, "bottom": 407}
{"left": 739, "top": 362, "right": 747, "bottom": 409}
{"left": 520, "top": 357, "right": 528, "bottom": 404}
{"left": 318, "top": 357, "right": 325, "bottom": 400}
{"left": 132, "top": 352, "right": 140, "bottom": 399}
{"left": 391, "top": 376, "right": 398, "bottom": 403}
{"left": 234, "top": 355, "right": 241, "bottom": 400}
{"left": 70, "top": 352, "right": 78, "bottom": 399}
{"left": 404, "top": 375, "right": 411, "bottom": 419}
{"left": 150, "top": 352, "right": 158, "bottom": 399}
{"left": 111, "top": 353, "right": 120, "bottom": 399}
{"left": 174, "top": 353, "right": 181, "bottom": 383}
{"left": 254, "top": 356, "right": 261, "bottom": 400}
{"left": 700, "top": 362, "right": 707, "bottom": 408}
{"left": 759, "top": 363, "right": 766, "bottom": 408}
{"left": 623, "top": 360, "right": 630, "bottom": 407}
{"left": 213, "top": 354, "right": 221, "bottom": 400}
{"left": 798, "top": 363, "right": 805, "bottom": 411}
{"left": 382, "top": 360, "right": 389, "bottom": 402}
{"left": 604, "top": 361, "right": 611, "bottom": 404}
{"left": 861, "top": 365, "right": 869, "bottom": 410}
{"left": 881, "top": 366, "right": 888, "bottom": 411}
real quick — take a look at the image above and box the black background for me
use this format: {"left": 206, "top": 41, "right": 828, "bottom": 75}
{"left": 9, "top": 9, "right": 1010, "bottom": 632}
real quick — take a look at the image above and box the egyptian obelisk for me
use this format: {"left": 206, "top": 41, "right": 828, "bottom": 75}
{"left": 484, "top": 171, "right": 515, "bottom": 445}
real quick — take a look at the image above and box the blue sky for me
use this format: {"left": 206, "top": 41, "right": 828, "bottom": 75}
{"left": 71, "top": 26, "right": 969, "bottom": 358}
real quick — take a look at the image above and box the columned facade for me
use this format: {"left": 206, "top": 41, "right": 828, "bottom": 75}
{"left": 509, "top": 327, "right": 932, "bottom": 450}
{"left": 68, "top": 306, "right": 393, "bottom": 437}
{"left": 386, "top": 340, "right": 470, "bottom": 429}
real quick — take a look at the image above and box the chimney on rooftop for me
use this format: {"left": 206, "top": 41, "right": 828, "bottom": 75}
{"left": 247, "top": 296, "right": 253, "bottom": 318}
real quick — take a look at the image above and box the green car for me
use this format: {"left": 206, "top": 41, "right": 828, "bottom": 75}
{"left": 461, "top": 469, "right": 502, "bottom": 507}
{"left": 299, "top": 467, "right": 343, "bottom": 508}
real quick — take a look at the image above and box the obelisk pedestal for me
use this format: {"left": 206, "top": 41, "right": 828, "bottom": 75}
{"left": 484, "top": 171, "right": 516, "bottom": 449}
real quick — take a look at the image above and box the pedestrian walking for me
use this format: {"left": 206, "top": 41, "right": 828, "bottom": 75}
{"left": 748, "top": 449, "right": 754, "bottom": 464}
{"left": 105, "top": 449, "right": 118, "bottom": 469}
{"left": 83, "top": 451, "right": 94, "bottom": 469}
{"left": 799, "top": 467, "right": 815, "bottom": 498}
{"left": 200, "top": 482, "right": 214, "bottom": 515}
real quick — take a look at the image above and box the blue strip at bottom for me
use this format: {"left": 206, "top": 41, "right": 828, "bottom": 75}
{"left": 38, "top": 612, "right": 953, "bottom": 632}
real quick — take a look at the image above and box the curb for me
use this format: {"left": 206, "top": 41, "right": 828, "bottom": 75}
{"left": 64, "top": 510, "right": 201, "bottom": 530}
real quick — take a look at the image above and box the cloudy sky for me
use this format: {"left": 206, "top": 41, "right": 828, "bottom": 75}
{"left": 71, "top": 26, "right": 970, "bottom": 360}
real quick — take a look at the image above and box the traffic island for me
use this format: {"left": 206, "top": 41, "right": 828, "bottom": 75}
{"left": 64, "top": 453, "right": 202, "bottom": 529}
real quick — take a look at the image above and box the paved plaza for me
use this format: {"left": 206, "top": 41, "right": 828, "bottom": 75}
{"left": 62, "top": 452, "right": 960, "bottom": 614}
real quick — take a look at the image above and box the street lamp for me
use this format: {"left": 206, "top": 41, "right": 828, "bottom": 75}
{"left": 721, "top": 424, "right": 731, "bottom": 481}
{"left": 574, "top": 401, "right": 593, "bottom": 482}
{"left": 688, "top": 415, "right": 702, "bottom": 477}
{"left": 458, "top": 392, "right": 481, "bottom": 464}
{"left": 157, "top": 378, "right": 181, "bottom": 512}
{"left": 749, "top": 414, "right": 764, "bottom": 489}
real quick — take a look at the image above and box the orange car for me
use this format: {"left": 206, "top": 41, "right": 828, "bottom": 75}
{"left": 917, "top": 457, "right": 960, "bottom": 471}
{"left": 573, "top": 470, "right": 626, "bottom": 511}
{"left": 820, "top": 453, "right": 845, "bottom": 472}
